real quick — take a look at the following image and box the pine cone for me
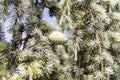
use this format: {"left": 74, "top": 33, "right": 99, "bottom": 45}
{"left": 49, "top": 31, "right": 67, "bottom": 44}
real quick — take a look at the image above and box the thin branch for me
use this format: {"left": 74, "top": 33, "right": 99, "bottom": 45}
{"left": 96, "top": 31, "right": 104, "bottom": 80}
{"left": 59, "top": 7, "right": 67, "bottom": 25}
{"left": 28, "top": 65, "right": 33, "bottom": 80}
{"left": 66, "top": 0, "right": 73, "bottom": 30}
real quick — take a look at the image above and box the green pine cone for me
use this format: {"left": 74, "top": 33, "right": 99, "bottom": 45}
{"left": 49, "top": 31, "right": 67, "bottom": 44}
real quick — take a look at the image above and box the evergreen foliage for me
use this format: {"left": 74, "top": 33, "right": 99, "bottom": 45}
{"left": 0, "top": 0, "right": 120, "bottom": 80}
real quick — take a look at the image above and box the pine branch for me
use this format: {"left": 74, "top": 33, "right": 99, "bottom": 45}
{"left": 59, "top": 6, "right": 67, "bottom": 26}
{"left": 28, "top": 65, "right": 33, "bottom": 80}
{"left": 66, "top": 0, "right": 73, "bottom": 30}
{"left": 95, "top": 31, "right": 104, "bottom": 80}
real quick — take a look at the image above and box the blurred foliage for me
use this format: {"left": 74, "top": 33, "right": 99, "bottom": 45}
{"left": 0, "top": 0, "right": 120, "bottom": 80}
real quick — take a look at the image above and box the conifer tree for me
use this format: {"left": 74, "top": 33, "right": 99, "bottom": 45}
{"left": 0, "top": 0, "right": 120, "bottom": 80}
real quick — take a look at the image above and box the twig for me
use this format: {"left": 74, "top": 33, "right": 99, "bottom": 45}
{"left": 59, "top": 7, "right": 67, "bottom": 25}
{"left": 66, "top": 1, "right": 73, "bottom": 30}
{"left": 96, "top": 31, "right": 104, "bottom": 80}
{"left": 28, "top": 65, "right": 33, "bottom": 80}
